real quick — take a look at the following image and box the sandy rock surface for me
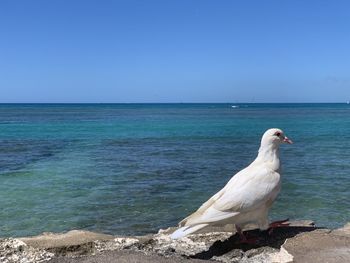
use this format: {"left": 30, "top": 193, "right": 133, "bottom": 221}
{"left": 1, "top": 220, "right": 349, "bottom": 263}
{"left": 0, "top": 238, "right": 54, "bottom": 263}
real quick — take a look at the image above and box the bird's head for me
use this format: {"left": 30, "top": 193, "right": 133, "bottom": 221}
{"left": 261, "top": 128, "right": 293, "bottom": 148}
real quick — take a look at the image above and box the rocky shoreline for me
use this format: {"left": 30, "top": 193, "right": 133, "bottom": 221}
{"left": 1, "top": 220, "right": 349, "bottom": 263}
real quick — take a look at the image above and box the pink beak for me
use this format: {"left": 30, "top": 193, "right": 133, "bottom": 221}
{"left": 283, "top": 136, "right": 293, "bottom": 144}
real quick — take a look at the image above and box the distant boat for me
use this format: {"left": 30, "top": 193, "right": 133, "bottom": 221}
{"left": 231, "top": 105, "right": 239, "bottom": 108}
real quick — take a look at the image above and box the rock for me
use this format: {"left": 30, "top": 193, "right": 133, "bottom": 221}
{"left": 282, "top": 228, "right": 350, "bottom": 263}
{"left": 20, "top": 230, "right": 114, "bottom": 249}
{"left": 268, "top": 246, "right": 294, "bottom": 263}
{"left": 1, "top": 220, "right": 349, "bottom": 263}
{"left": 93, "top": 236, "right": 141, "bottom": 256}
{"left": 147, "top": 231, "right": 234, "bottom": 257}
{"left": 0, "top": 238, "right": 54, "bottom": 263}
{"left": 331, "top": 222, "right": 350, "bottom": 237}
{"left": 48, "top": 250, "right": 208, "bottom": 263}
{"left": 19, "top": 230, "right": 114, "bottom": 257}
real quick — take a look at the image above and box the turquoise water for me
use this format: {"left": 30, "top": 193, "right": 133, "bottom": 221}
{"left": 0, "top": 103, "right": 349, "bottom": 237}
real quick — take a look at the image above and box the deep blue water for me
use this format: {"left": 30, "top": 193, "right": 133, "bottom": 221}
{"left": 0, "top": 103, "right": 349, "bottom": 237}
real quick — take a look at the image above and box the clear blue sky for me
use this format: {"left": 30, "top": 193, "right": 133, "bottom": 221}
{"left": 1, "top": 0, "right": 349, "bottom": 103}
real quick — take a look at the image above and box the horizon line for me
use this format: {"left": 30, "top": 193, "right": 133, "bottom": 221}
{"left": 0, "top": 102, "right": 349, "bottom": 104}
{"left": 0, "top": 101, "right": 349, "bottom": 105}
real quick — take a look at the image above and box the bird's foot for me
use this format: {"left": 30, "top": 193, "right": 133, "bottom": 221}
{"left": 268, "top": 218, "right": 290, "bottom": 235}
{"left": 236, "top": 227, "right": 259, "bottom": 244}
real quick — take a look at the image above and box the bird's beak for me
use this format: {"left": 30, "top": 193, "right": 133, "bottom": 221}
{"left": 283, "top": 136, "right": 293, "bottom": 144}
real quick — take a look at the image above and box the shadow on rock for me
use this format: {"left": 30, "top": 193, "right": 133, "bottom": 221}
{"left": 191, "top": 225, "right": 318, "bottom": 260}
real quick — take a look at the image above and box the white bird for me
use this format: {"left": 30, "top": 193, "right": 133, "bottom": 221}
{"left": 171, "top": 128, "right": 293, "bottom": 240}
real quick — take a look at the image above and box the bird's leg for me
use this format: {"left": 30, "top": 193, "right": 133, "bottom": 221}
{"left": 268, "top": 218, "right": 290, "bottom": 235}
{"left": 236, "top": 226, "right": 258, "bottom": 244}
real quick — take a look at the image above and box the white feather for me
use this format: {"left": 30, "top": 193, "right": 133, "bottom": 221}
{"left": 170, "top": 224, "right": 208, "bottom": 239}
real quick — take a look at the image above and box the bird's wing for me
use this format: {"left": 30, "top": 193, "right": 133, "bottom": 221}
{"left": 214, "top": 165, "right": 280, "bottom": 211}
{"left": 179, "top": 187, "right": 227, "bottom": 226}
{"left": 181, "top": 164, "right": 280, "bottom": 226}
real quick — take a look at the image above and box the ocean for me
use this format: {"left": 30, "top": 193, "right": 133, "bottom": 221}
{"left": 0, "top": 103, "right": 349, "bottom": 237}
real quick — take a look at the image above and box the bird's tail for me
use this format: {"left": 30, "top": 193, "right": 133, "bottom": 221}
{"left": 170, "top": 223, "right": 208, "bottom": 239}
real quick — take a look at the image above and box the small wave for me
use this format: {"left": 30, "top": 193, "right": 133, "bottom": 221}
{"left": 0, "top": 121, "right": 20, "bottom": 124}
{"left": 231, "top": 105, "right": 239, "bottom": 108}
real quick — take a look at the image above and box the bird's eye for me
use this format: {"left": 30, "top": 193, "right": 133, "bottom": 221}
{"left": 275, "top": 132, "right": 281, "bottom": 137}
